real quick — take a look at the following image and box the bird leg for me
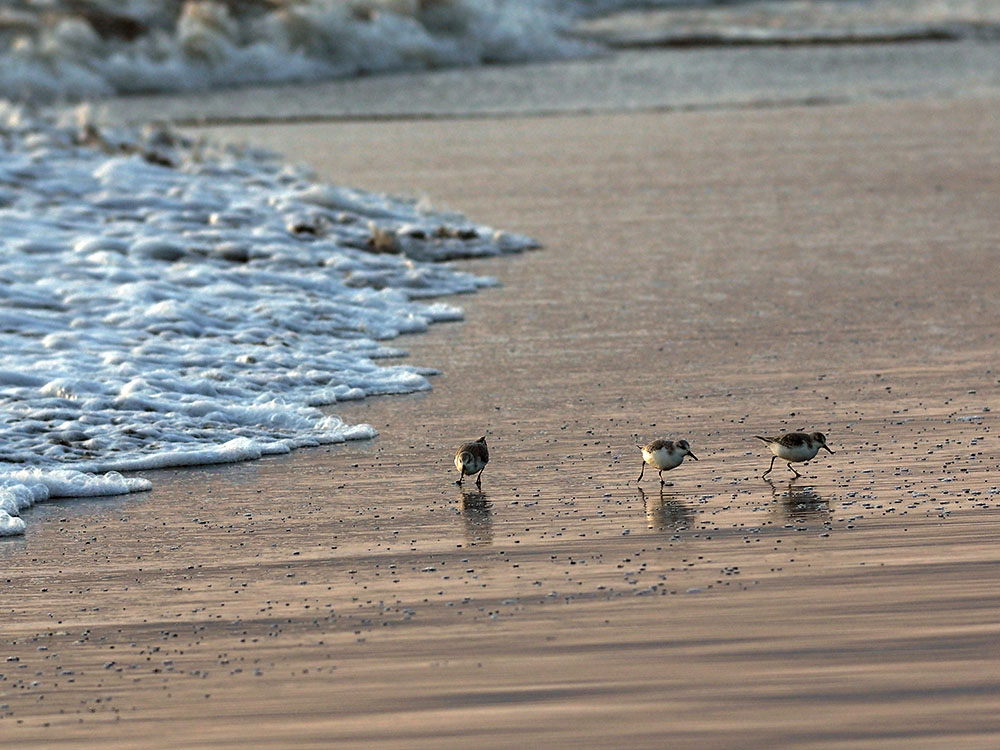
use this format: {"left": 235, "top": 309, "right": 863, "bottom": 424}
{"left": 637, "top": 462, "right": 645, "bottom": 482}
{"left": 456, "top": 471, "right": 464, "bottom": 486}
{"left": 762, "top": 455, "right": 777, "bottom": 478}
{"left": 475, "top": 470, "right": 484, "bottom": 488}
{"left": 786, "top": 463, "right": 802, "bottom": 478}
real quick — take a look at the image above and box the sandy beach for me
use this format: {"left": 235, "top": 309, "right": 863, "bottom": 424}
{"left": 3, "top": 95, "right": 1000, "bottom": 748}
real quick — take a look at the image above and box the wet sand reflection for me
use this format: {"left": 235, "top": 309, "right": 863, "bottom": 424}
{"left": 460, "top": 489, "right": 493, "bottom": 547}
{"left": 639, "top": 486, "right": 695, "bottom": 532}
{"left": 767, "top": 479, "right": 830, "bottom": 522}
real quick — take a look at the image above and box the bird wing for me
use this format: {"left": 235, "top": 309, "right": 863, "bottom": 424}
{"left": 776, "top": 433, "right": 809, "bottom": 447}
{"left": 644, "top": 439, "right": 674, "bottom": 452}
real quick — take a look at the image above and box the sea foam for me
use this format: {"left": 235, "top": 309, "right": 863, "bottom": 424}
{"left": 0, "top": 104, "right": 536, "bottom": 535}
{"left": 0, "top": 0, "right": 604, "bottom": 102}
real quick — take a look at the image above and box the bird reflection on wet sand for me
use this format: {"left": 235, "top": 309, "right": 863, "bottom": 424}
{"left": 767, "top": 479, "right": 830, "bottom": 522}
{"left": 638, "top": 486, "right": 695, "bottom": 532}
{"left": 460, "top": 490, "right": 493, "bottom": 547}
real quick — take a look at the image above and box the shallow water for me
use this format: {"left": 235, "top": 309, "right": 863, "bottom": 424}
{"left": 99, "top": 40, "right": 1000, "bottom": 127}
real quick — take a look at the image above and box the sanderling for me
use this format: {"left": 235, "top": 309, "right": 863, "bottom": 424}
{"left": 637, "top": 438, "right": 698, "bottom": 485}
{"left": 754, "top": 432, "right": 834, "bottom": 478}
{"left": 454, "top": 435, "right": 489, "bottom": 487}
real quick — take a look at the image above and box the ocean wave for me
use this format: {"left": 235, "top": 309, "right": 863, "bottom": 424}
{"left": 0, "top": 0, "right": 607, "bottom": 102}
{"left": 0, "top": 103, "right": 537, "bottom": 535}
{"left": 575, "top": 0, "right": 1000, "bottom": 49}
{"left": 2, "top": 1, "right": 998, "bottom": 103}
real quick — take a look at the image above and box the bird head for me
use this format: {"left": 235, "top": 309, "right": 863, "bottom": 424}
{"left": 677, "top": 439, "right": 698, "bottom": 461}
{"left": 811, "top": 432, "right": 834, "bottom": 454}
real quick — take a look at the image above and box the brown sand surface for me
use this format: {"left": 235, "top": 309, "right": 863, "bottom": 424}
{"left": 3, "top": 98, "right": 1000, "bottom": 748}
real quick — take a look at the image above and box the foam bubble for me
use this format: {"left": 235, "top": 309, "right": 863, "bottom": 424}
{"left": 0, "top": 0, "right": 605, "bottom": 102}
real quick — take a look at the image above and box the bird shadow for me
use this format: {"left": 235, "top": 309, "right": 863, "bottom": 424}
{"left": 459, "top": 489, "right": 493, "bottom": 547}
{"left": 638, "top": 486, "right": 695, "bottom": 532}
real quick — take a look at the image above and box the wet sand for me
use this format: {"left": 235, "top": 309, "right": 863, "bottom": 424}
{"left": 3, "top": 97, "right": 1000, "bottom": 748}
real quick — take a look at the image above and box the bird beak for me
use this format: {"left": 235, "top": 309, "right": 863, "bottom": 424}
{"left": 687, "top": 451, "right": 699, "bottom": 461}
{"left": 822, "top": 445, "right": 834, "bottom": 454}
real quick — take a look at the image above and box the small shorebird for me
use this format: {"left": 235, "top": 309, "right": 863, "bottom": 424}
{"left": 755, "top": 432, "right": 834, "bottom": 478}
{"left": 637, "top": 439, "right": 698, "bottom": 485}
{"left": 454, "top": 436, "right": 489, "bottom": 487}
